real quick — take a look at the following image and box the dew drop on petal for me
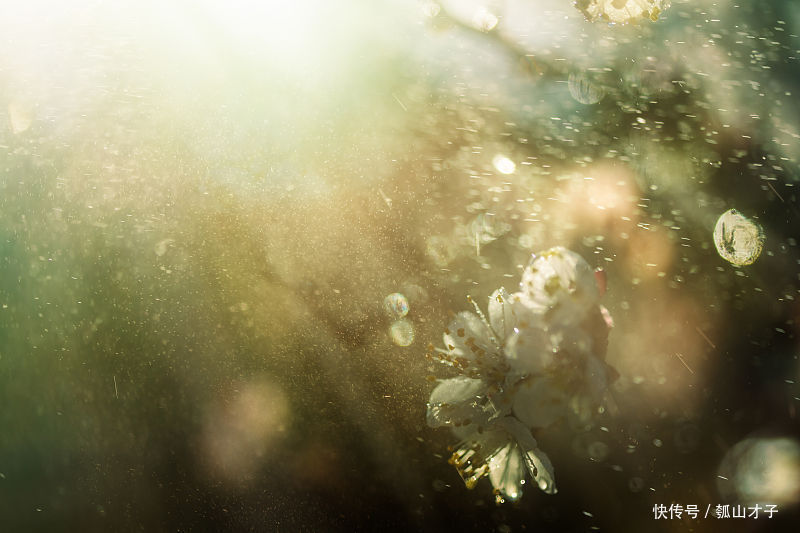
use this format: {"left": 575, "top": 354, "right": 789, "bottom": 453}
{"left": 383, "top": 292, "right": 409, "bottom": 319}
{"left": 390, "top": 319, "right": 415, "bottom": 346}
{"left": 713, "top": 209, "right": 765, "bottom": 266}
{"left": 492, "top": 155, "right": 516, "bottom": 175}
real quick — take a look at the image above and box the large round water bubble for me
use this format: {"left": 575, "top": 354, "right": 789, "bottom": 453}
{"left": 492, "top": 154, "right": 516, "bottom": 175}
{"left": 717, "top": 437, "right": 800, "bottom": 505}
{"left": 568, "top": 72, "right": 604, "bottom": 105}
{"left": 470, "top": 213, "right": 511, "bottom": 245}
{"left": 713, "top": 209, "right": 765, "bottom": 266}
{"left": 383, "top": 292, "right": 409, "bottom": 319}
{"left": 426, "top": 235, "right": 457, "bottom": 267}
{"left": 389, "top": 319, "right": 414, "bottom": 346}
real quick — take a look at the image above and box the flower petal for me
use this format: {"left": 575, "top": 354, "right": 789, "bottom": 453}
{"left": 499, "top": 417, "right": 557, "bottom": 495}
{"left": 441, "top": 311, "right": 504, "bottom": 377}
{"left": 583, "top": 355, "right": 609, "bottom": 401}
{"left": 549, "top": 325, "right": 594, "bottom": 360}
{"left": 488, "top": 287, "right": 520, "bottom": 342}
{"left": 488, "top": 441, "right": 526, "bottom": 503}
{"left": 519, "top": 247, "right": 598, "bottom": 328}
{"left": 426, "top": 377, "right": 492, "bottom": 428}
{"left": 522, "top": 445, "right": 556, "bottom": 495}
{"left": 505, "top": 320, "right": 554, "bottom": 376}
{"left": 578, "top": 304, "right": 612, "bottom": 361}
{"left": 443, "top": 311, "right": 494, "bottom": 352}
{"left": 447, "top": 427, "right": 508, "bottom": 491}
{"left": 512, "top": 376, "right": 569, "bottom": 429}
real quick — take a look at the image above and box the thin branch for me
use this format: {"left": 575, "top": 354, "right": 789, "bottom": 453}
{"left": 433, "top": 5, "right": 567, "bottom": 81}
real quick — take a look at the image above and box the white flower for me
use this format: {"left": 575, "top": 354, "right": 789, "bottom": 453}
{"left": 426, "top": 288, "right": 560, "bottom": 500}
{"left": 517, "top": 246, "right": 599, "bottom": 329}
{"left": 427, "top": 288, "right": 523, "bottom": 427}
{"left": 504, "top": 318, "right": 554, "bottom": 377}
{"left": 426, "top": 375, "right": 498, "bottom": 429}
{"left": 510, "top": 311, "right": 613, "bottom": 427}
{"left": 511, "top": 351, "right": 610, "bottom": 428}
{"left": 446, "top": 417, "right": 556, "bottom": 504}
{"left": 427, "top": 248, "right": 616, "bottom": 502}
{"left": 574, "top": 0, "right": 669, "bottom": 24}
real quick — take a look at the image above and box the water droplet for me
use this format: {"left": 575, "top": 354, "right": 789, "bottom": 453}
{"left": 389, "top": 319, "right": 415, "bottom": 346}
{"left": 400, "top": 282, "right": 428, "bottom": 305}
{"left": 568, "top": 72, "right": 604, "bottom": 105}
{"left": 154, "top": 238, "right": 174, "bottom": 257}
{"left": 420, "top": 1, "right": 440, "bottom": 18}
{"left": 470, "top": 213, "right": 510, "bottom": 244}
{"left": 383, "top": 293, "right": 409, "bottom": 319}
{"left": 472, "top": 8, "right": 498, "bottom": 32}
{"left": 717, "top": 437, "right": 800, "bottom": 504}
{"left": 713, "top": 209, "right": 765, "bottom": 266}
{"left": 426, "top": 235, "right": 456, "bottom": 267}
{"left": 492, "top": 154, "right": 516, "bottom": 175}
{"left": 674, "top": 423, "right": 700, "bottom": 454}
{"left": 8, "top": 100, "right": 32, "bottom": 134}
{"left": 628, "top": 476, "right": 645, "bottom": 493}
{"left": 588, "top": 441, "right": 610, "bottom": 461}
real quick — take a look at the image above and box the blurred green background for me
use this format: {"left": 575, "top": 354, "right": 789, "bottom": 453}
{"left": 1, "top": 0, "right": 799, "bottom": 531}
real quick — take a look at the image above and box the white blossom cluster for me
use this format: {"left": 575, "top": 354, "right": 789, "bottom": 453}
{"left": 574, "top": 0, "right": 669, "bottom": 24}
{"left": 426, "top": 247, "right": 616, "bottom": 503}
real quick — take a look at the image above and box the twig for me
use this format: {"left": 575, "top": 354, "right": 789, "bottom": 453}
{"left": 433, "top": 6, "right": 566, "bottom": 80}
